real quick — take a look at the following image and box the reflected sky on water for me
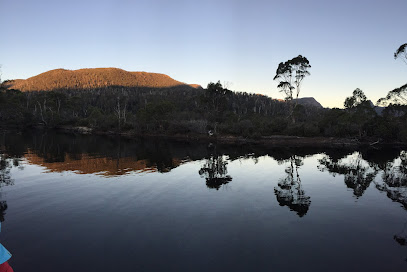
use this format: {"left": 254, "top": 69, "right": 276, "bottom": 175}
{"left": 0, "top": 130, "right": 406, "bottom": 271}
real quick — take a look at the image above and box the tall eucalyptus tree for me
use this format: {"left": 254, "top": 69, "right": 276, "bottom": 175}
{"left": 274, "top": 55, "right": 311, "bottom": 123}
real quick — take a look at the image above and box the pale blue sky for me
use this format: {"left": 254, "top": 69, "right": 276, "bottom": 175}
{"left": 0, "top": 0, "right": 406, "bottom": 107}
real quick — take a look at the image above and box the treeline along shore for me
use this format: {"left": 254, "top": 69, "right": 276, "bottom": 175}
{"left": 0, "top": 67, "right": 406, "bottom": 146}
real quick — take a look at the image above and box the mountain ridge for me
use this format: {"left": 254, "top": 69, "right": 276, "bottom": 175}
{"left": 3, "top": 68, "right": 326, "bottom": 108}
{"left": 3, "top": 68, "right": 202, "bottom": 91}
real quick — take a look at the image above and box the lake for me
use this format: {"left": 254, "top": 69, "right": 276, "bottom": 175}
{"left": 0, "top": 130, "right": 406, "bottom": 271}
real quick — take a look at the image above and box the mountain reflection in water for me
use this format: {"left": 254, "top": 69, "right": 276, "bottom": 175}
{"left": 1, "top": 130, "right": 407, "bottom": 271}
{"left": 1, "top": 130, "right": 407, "bottom": 209}
{"left": 25, "top": 151, "right": 183, "bottom": 176}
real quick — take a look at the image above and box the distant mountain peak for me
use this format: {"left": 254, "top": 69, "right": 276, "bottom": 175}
{"left": 294, "top": 97, "right": 323, "bottom": 108}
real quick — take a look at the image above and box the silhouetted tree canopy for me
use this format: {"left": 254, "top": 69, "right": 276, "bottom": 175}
{"left": 344, "top": 88, "right": 367, "bottom": 109}
{"left": 377, "top": 83, "right": 407, "bottom": 106}
{"left": 207, "top": 81, "right": 231, "bottom": 96}
{"left": 274, "top": 55, "right": 311, "bottom": 101}
{"left": 394, "top": 43, "right": 407, "bottom": 64}
{"left": 274, "top": 55, "right": 311, "bottom": 123}
{"left": 376, "top": 44, "right": 407, "bottom": 107}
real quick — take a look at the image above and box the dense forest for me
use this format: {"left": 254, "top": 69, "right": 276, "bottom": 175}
{"left": 0, "top": 44, "right": 406, "bottom": 142}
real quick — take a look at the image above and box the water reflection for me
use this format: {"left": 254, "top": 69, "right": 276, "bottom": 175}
{"left": 0, "top": 156, "right": 14, "bottom": 188}
{"left": 315, "top": 148, "right": 407, "bottom": 257}
{"left": 3, "top": 130, "right": 191, "bottom": 176}
{"left": 274, "top": 155, "right": 311, "bottom": 217}
{"left": 381, "top": 151, "right": 407, "bottom": 187}
{"left": 1, "top": 130, "right": 407, "bottom": 269}
{"left": 0, "top": 154, "right": 13, "bottom": 224}
{"left": 374, "top": 151, "right": 407, "bottom": 210}
{"left": 199, "top": 147, "right": 232, "bottom": 190}
{"left": 394, "top": 220, "right": 407, "bottom": 247}
{"left": 0, "top": 150, "right": 14, "bottom": 270}
{"left": 0, "top": 202, "right": 7, "bottom": 223}
{"left": 318, "top": 152, "right": 377, "bottom": 197}
{"left": 317, "top": 149, "right": 407, "bottom": 210}
{"left": 0, "top": 130, "right": 407, "bottom": 207}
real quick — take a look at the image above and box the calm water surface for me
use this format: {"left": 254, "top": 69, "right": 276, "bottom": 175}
{"left": 0, "top": 130, "right": 406, "bottom": 271}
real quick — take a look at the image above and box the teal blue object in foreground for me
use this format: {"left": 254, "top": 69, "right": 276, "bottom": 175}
{"left": 0, "top": 244, "right": 11, "bottom": 264}
{"left": 0, "top": 223, "right": 11, "bottom": 264}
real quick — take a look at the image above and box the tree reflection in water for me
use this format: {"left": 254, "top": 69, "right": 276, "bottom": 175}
{"left": 0, "top": 155, "right": 14, "bottom": 188}
{"left": 0, "top": 154, "right": 14, "bottom": 224}
{"left": 318, "top": 152, "right": 377, "bottom": 197}
{"left": 0, "top": 201, "right": 7, "bottom": 223}
{"left": 318, "top": 149, "right": 407, "bottom": 258}
{"left": 274, "top": 155, "right": 311, "bottom": 217}
{"left": 2, "top": 130, "right": 407, "bottom": 266}
{"left": 199, "top": 151, "right": 232, "bottom": 190}
{"left": 375, "top": 151, "right": 407, "bottom": 210}
{"left": 317, "top": 150, "right": 407, "bottom": 207}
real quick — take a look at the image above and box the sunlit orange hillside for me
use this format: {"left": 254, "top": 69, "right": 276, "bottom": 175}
{"left": 5, "top": 68, "right": 201, "bottom": 91}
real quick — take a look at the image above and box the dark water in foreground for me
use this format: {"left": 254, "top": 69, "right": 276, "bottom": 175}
{"left": 0, "top": 130, "right": 406, "bottom": 271}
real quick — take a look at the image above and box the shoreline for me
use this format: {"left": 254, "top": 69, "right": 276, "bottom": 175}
{"left": 51, "top": 126, "right": 407, "bottom": 148}
{"left": 2, "top": 125, "right": 406, "bottom": 148}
